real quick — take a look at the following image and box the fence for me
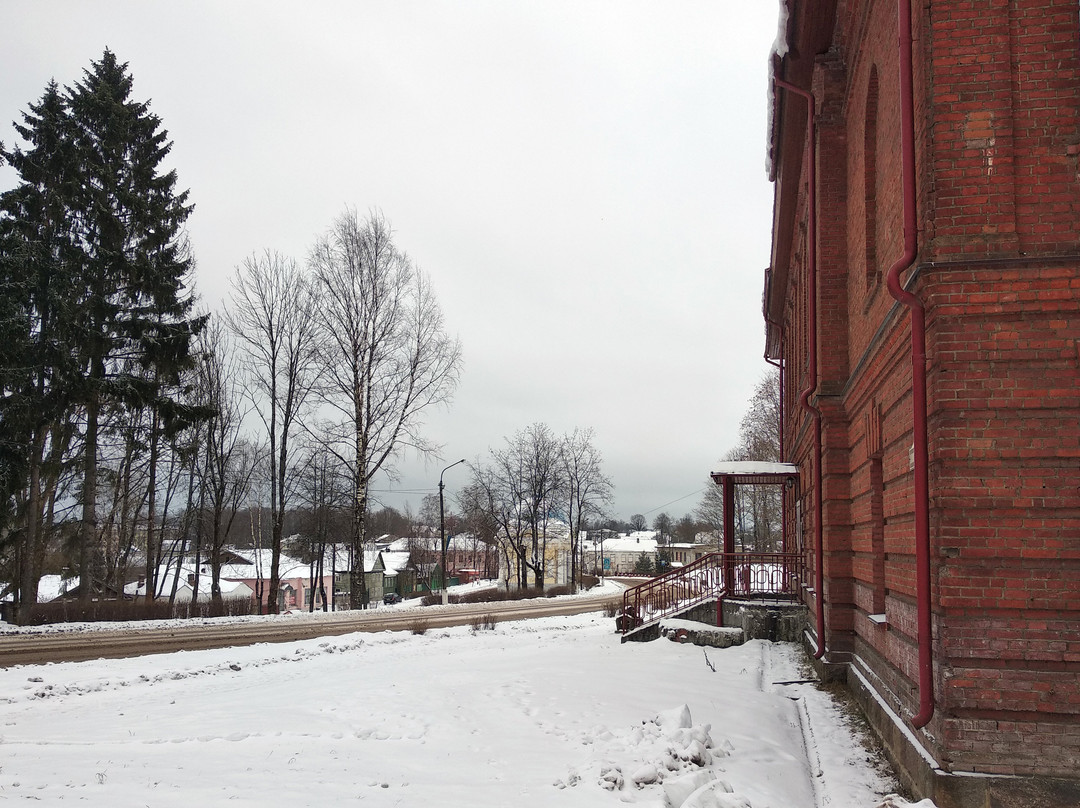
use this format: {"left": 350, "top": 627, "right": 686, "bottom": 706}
{"left": 619, "top": 551, "right": 805, "bottom": 633}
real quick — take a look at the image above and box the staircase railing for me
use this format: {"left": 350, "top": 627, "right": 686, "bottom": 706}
{"left": 619, "top": 551, "right": 805, "bottom": 635}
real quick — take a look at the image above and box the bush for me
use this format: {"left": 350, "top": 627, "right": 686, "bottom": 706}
{"left": 469, "top": 613, "right": 498, "bottom": 632}
{"left": 459, "top": 588, "right": 507, "bottom": 604}
{"left": 408, "top": 617, "right": 430, "bottom": 635}
{"left": 544, "top": 585, "right": 572, "bottom": 598}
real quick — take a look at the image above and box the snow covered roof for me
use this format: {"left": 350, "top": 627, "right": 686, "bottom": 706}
{"left": 385, "top": 533, "right": 480, "bottom": 553}
{"left": 37, "top": 575, "right": 79, "bottom": 603}
{"left": 216, "top": 550, "right": 312, "bottom": 581}
{"left": 123, "top": 566, "right": 253, "bottom": 599}
{"left": 599, "top": 532, "right": 659, "bottom": 554}
{"left": 765, "top": 0, "right": 792, "bottom": 179}
{"left": 380, "top": 551, "right": 413, "bottom": 574}
{"left": 710, "top": 462, "right": 799, "bottom": 485}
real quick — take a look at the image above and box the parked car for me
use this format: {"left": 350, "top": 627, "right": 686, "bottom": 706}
{"left": 383, "top": 592, "right": 403, "bottom": 605}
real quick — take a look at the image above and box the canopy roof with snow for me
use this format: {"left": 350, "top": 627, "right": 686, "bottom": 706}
{"left": 709, "top": 461, "right": 798, "bottom": 486}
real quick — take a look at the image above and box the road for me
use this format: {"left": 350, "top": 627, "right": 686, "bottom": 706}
{"left": 0, "top": 590, "right": 624, "bottom": 668}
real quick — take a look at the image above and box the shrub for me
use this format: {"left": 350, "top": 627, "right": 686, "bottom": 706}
{"left": 469, "top": 613, "right": 498, "bottom": 632}
{"left": 544, "top": 585, "right": 572, "bottom": 598}
{"left": 408, "top": 617, "right": 430, "bottom": 635}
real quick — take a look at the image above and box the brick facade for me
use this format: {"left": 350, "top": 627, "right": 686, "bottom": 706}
{"left": 766, "top": 2, "right": 1079, "bottom": 803}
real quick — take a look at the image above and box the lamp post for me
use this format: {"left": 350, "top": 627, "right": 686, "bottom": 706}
{"left": 439, "top": 459, "right": 466, "bottom": 604}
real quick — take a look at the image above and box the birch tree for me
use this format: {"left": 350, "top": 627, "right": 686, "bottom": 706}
{"left": 309, "top": 209, "right": 461, "bottom": 609}
{"left": 225, "top": 251, "right": 318, "bottom": 613}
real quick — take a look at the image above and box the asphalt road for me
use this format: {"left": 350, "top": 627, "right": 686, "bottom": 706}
{"left": 0, "top": 590, "right": 625, "bottom": 668}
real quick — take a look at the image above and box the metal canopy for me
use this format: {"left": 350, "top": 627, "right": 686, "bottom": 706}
{"left": 709, "top": 461, "right": 799, "bottom": 486}
{"left": 709, "top": 461, "right": 800, "bottom": 555}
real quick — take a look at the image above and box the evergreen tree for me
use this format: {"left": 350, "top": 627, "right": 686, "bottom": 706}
{"left": 0, "top": 80, "right": 83, "bottom": 615}
{"left": 63, "top": 49, "right": 206, "bottom": 597}
{"left": 0, "top": 51, "right": 206, "bottom": 609}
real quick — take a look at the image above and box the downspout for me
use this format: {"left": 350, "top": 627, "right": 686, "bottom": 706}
{"left": 885, "top": 0, "right": 934, "bottom": 729}
{"left": 774, "top": 78, "right": 826, "bottom": 660}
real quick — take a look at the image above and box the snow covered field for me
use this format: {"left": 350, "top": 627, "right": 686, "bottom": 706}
{"left": 0, "top": 611, "right": 929, "bottom": 807}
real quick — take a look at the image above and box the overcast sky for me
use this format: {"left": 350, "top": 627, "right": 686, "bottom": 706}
{"left": 2, "top": 1, "right": 781, "bottom": 523}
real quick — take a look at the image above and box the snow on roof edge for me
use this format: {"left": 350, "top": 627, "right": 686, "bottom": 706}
{"left": 765, "top": 0, "right": 791, "bottom": 180}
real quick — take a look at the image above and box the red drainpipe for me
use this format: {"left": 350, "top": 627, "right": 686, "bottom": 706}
{"left": 885, "top": 0, "right": 934, "bottom": 729}
{"left": 774, "top": 78, "right": 826, "bottom": 660}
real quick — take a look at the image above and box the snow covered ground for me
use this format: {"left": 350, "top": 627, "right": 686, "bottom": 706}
{"left": 0, "top": 610, "right": 933, "bottom": 807}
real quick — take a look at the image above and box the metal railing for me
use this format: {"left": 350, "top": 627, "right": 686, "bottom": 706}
{"left": 619, "top": 551, "right": 805, "bottom": 634}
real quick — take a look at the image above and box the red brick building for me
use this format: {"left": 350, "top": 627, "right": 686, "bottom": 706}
{"left": 766, "top": 2, "right": 1080, "bottom": 805}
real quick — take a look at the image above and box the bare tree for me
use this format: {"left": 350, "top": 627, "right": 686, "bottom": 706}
{"left": 674, "top": 514, "right": 700, "bottom": 544}
{"left": 560, "top": 427, "right": 612, "bottom": 591}
{"left": 309, "top": 209, "right": 462, "bottom": 608}
{"left": 294, "top": 444, "right": 349, "bottom": 612}
{"left": 460, "top": 463, "right": 529, "bottom": 588}
{"left": 652, "top": 512, "right": 673, "bottom": 545}
{"left": 464, "top": 423, "right": 602, "bottom": 589}
{"left": 487, "top": 424, "right": 562, "bottom": 587}
{"left": 629, "top": 514, "right": 647, "bottom": 531}
{"left": 225, "top": 251, "right": 318, "bottom": 614}
{"left": 696, "top": 369, "right": 782, "bottom": 551}
{"left": 525, "top": 424, "right": 563, "bottom": 587}
{"left": 194, "top": 323, "right": 261, "bottom": 608}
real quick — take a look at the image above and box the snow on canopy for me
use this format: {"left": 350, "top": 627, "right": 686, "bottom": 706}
{"left": 709, "top": 461, "right": 798, "bottom": 477}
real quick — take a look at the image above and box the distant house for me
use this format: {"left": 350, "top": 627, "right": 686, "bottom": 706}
{"left": 495, "top": 519, "right": 578, "bottom": 587}
{"left": 1, "top": 575, "right": 80, "bottom": 621}
{"left": 605, "top": 531, "right": 659, "bottom": 574}
{"left": 133, "top": 546, "right": 336, "bottom": 612}
{"left": 380, "top": 550, "right": 418, "bottom": 599}
{"left": 36, "top": 574, "right": 80, "bottom": 602}
{"left": 46, "top": 577, "right": 125, "bottom": 602}
{"left": 123, "top": 568, "right": 253, "bottom": 604}
{"left": 332, "top": 551, "right": 386, "bottom": 607}
{"left": 664, "top": 542, "right": 713, "bottom": 568}
{"left": 580, "top": 530, "right": 659, "bottom": 576}
{"left": 387, "top": 534, "right": 497, "bottom": 587}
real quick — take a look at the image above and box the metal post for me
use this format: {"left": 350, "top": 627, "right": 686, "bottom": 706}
{"left": 439, "top": 459, "right": 466, "bottom": 605}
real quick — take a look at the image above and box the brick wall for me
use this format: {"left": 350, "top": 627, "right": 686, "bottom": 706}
{"left": 774, "top": 0, "right": 1080, "bottom": 781}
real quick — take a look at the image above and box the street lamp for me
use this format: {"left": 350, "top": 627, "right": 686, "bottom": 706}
{"left": 439, "top": 459, "right": 466, "bottom": 604}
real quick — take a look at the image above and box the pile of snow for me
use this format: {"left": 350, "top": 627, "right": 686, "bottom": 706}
{"left": 875, "top": 797, "right": 939, "bottom": 808}
{"left": 0, "top": 612, "right": 924, "bottom": 806}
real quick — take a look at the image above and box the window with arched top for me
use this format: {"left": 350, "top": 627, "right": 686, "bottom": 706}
{"left": 864, "top": 67, "right": 879, "bottom": 287}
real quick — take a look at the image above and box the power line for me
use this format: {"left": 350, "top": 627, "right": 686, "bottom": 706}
{"left": 642, "top": 488, "right": 706, "bottom": 517}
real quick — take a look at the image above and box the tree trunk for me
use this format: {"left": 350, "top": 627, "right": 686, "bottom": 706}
{"left": 19, "top": 429, "right": 47, "bottom": 618}
{"left": 79, "top": 374, "right": 101, "bottom": 603}
{"left": 349, "top": 475, "right": 369, "bottom": 609}
{"left": 144, "top": 408, "right": 160, "bottom": 601}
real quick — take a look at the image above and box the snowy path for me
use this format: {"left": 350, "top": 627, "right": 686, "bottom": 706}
{"left": 0, "top": 613, "right": 899, "bottom": 806}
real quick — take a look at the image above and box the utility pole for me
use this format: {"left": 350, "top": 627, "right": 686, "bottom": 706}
{"left": 439, "top": 459, "right": 466, "bottom": 605}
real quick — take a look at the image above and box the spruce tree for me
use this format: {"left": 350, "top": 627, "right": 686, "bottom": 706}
{"left": 63, "top": 50, "right": 206, "bottom": 597}
{"left": 0, "top": 80, "right": 83, "bottom": 616}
